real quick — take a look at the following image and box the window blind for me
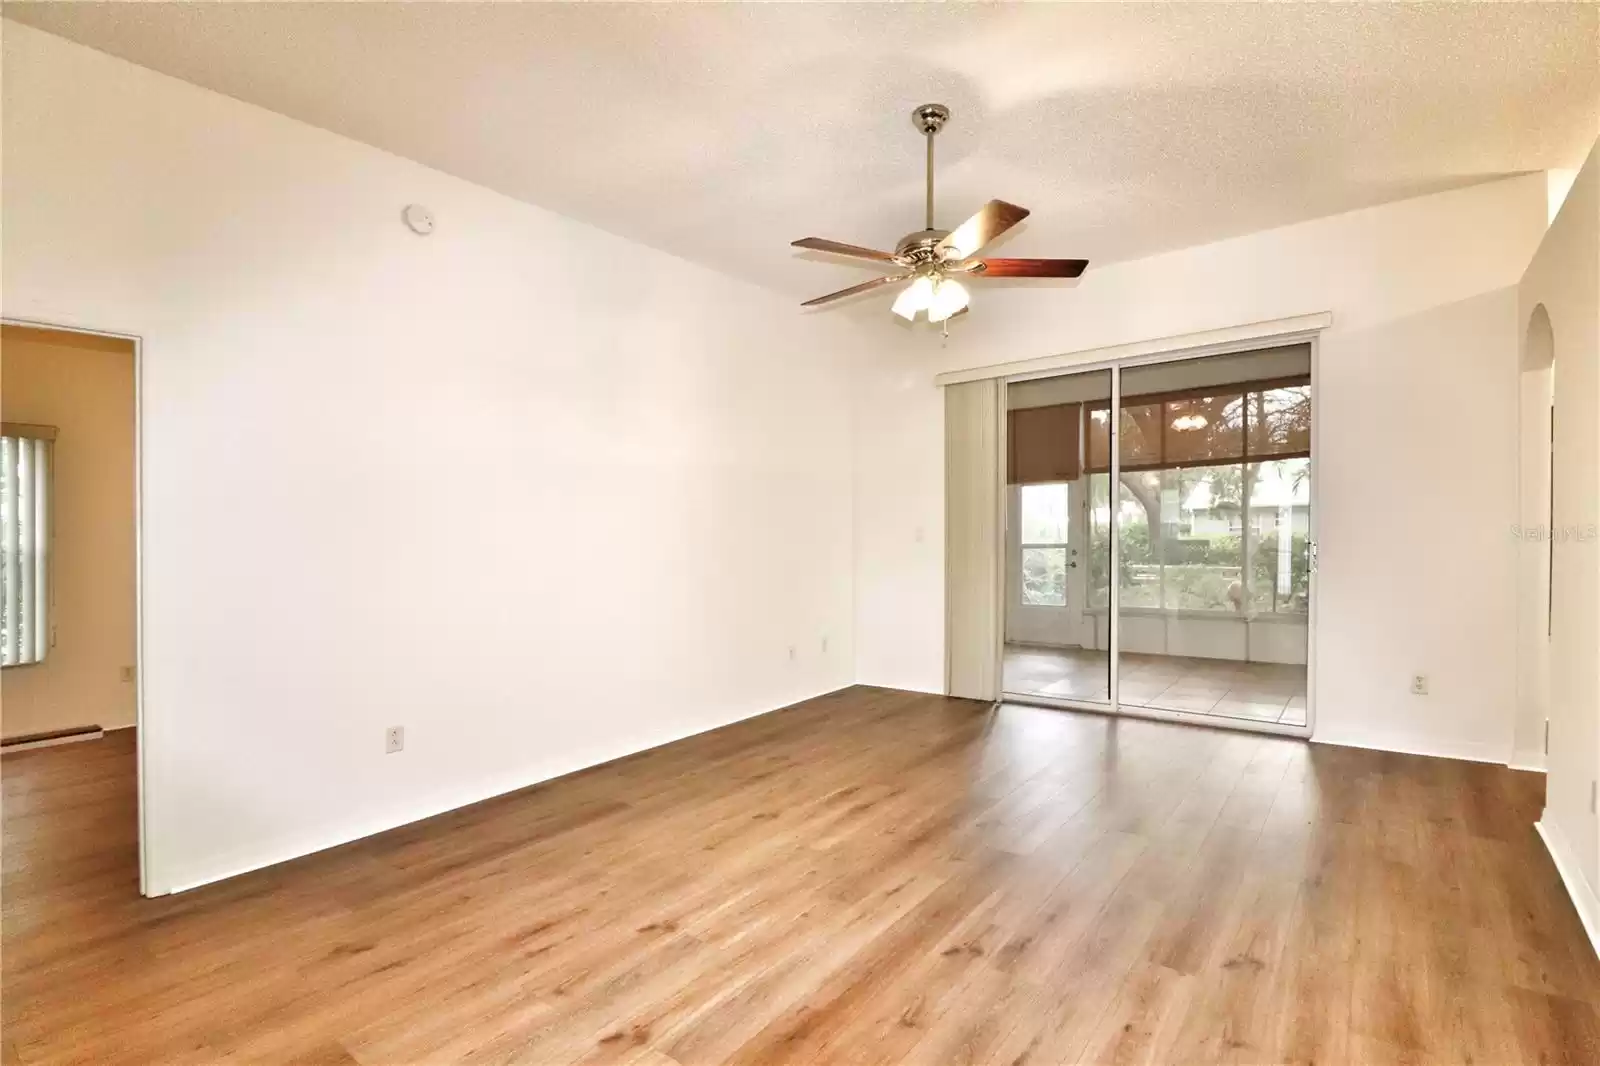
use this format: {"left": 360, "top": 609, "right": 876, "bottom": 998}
{"left": 1007, "top": 402, "right": 1082, "bottom": 485}
{"left": 1, "top": 428, "right": 53, "bottom": 666}
{"left": 1084, "top": 376, "right": 1310, "bottom": 473}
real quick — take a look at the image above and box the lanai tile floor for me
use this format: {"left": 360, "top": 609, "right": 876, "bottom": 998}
{"left": 1003, "top": 643, "right": 1307, "bottom": 726}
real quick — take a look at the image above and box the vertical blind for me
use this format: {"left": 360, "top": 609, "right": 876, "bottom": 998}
{"left": 945, "top": 379, "right": 1001, "bottom": 701}
{"left": 1, "top": 428, "right": 52, "bottom": 666}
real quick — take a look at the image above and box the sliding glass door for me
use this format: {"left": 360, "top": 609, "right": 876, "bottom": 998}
{"left": 1001, "top": 346, "right": 1313, "bottom": 734}
{"left": 1001, "top": 369, "right": 1111, "bottom": 706}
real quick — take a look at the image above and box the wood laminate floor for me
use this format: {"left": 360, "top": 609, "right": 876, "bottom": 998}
{"left": 4, "top": 688, "right": 1599, "bottom": 1065}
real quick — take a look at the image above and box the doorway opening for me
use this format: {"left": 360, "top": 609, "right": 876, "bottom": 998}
{"left": 1, "top": 320, "right": 145, "bottom": 893}
{"left": 1514, "top": 304, "right": 1554, "bottom": 768}
{"left": 1000, "top": 342, "right": 1315, "bottom": 736}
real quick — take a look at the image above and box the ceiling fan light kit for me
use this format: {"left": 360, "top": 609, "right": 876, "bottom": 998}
{"left": 891, "top": 276, "right": 969, "bottom": 323}
{"left": 791, "top": 104, "right": 1088, "bottom": 325}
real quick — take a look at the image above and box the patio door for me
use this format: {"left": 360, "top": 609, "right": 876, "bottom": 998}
{"left": 1001, "top": 368, "right": 1112, "bottom": 706}
{"left": 1000, "top": 345, "right": 1315, "bottom": 736}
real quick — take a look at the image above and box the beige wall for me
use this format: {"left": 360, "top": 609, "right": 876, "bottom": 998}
{"left": 1, "top": 325, "right": 136, "bottom": 737}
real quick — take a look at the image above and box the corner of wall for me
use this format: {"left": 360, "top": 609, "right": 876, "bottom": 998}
{"left": 1509, "top": 750, "right": 1548, "bottom": 773}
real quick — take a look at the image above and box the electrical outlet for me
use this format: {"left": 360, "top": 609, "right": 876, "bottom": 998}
{"left": 385, "top": 726, "right": 404, "bottom": 754}
{"left": 1410, "top": 675, "right": 1429, "bottom": 696}
{"left": 788, "top": 645, "right": 797, "bottom": 662}
{"left": 821, "top": 636, "right": 829, "bottom": 655}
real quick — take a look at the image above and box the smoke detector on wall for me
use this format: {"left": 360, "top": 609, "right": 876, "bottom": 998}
{"left": 402, "top": 203, "right": 435, "bottom": 235}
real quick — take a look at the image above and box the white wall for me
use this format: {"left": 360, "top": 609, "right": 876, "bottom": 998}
{"left": 2, "top": 23, "right": 868, "bottom": 893}
{"left": 853, "top": 333, "right": 947, "bottom": 694}
{"left": 856, "top": 174, "right": 1549, "bottom": 763}
{"left": 1520, "top": 139, "right": 1600, "bottom": 941}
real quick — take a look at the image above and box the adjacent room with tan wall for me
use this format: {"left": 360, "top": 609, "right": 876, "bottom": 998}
{"left": 0, "top": 324, "right": 137, "bottom": 739}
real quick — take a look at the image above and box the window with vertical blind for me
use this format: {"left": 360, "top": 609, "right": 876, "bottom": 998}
{"left": 1, "top": 425, "right": 54, "bottom": 666}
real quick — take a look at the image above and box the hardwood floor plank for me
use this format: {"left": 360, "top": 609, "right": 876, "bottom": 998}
{"left": 5, "top": 691, "right": 1598, "bottom": 1064}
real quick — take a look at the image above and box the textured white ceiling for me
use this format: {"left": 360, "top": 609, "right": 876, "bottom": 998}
{"left": 7, "top": 2, "right": 1598, "bottom": 300}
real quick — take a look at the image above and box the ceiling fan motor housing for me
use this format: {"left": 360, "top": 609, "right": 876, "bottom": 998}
{"left": 894, "top": 228, "right": 953, "bottom": 265}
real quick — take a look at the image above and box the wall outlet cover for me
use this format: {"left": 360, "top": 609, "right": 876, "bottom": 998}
{"left": 385, "top": 726, "right": 404, "bottom": 754}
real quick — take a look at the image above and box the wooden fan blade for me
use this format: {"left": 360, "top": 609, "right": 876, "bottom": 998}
{"left": 791, "top": 237, "right": 902, "bottom": 264}
{"left": 935, "top": 200, "right": 1030, "bottom": 259}
{"left": 800, "top": 273, "right": 912, "bottom": 307}
{"left": 964, "top": 257, "right": 1088, "bottom": 278}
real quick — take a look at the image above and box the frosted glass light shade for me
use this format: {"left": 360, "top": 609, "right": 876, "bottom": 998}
{"left": 927, "top": 278, "right": 970, "bottom": 323}
{"left": 892, "top": 275, "right": 935, "bottom": 320}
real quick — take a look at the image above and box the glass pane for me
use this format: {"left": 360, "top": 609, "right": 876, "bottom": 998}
{"left": 1020, "top": 547, "right": 1067, "bottom": 606}
{"left": 1019, "top": 483, "right": 1069, "bottom": 544}
{"left": 1249, "top": 385, "right": 1311, "bottom": 457}
{"left": 1087, "top": 406, "right": 1111, "bottom": 471}
{"left": 1092, "top": 401, "right": 1162, "bottom": 470}
{"left": 1164, "top": 393, "right": 1245, "bottom": 465}
{"left": 1160, "top": 465, "right": 1244, "bottom": 612}
{"left": 1003, "top": 368, "right": 1110, "bottom": 705}
{"left": 1087, "top": 473, "right": 1111, "bottom": 609}
{"left": 1246, "top": 459, "right": 1311, "bottom": 615}
{"left": 1117, "top": 400, "right": 1163, "bottom": 468}
{"left": 1118, "top": 355, "right": 1310, "bottom": 728}
{"left": 1116, "top": 472, "right": 1161, "bottom": 608}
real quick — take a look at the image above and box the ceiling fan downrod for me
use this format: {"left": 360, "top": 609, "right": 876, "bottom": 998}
{"left": 912, "top": 103, "right": 950, "bottom": 231}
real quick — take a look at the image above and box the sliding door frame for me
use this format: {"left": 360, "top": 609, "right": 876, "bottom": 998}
{"left": 992, "top": 326, "right": 1323, "bottom": 740}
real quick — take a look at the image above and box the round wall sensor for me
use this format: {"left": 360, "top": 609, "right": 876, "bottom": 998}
{"left": 402, "top": 204, "right": 435, "bottom": 235}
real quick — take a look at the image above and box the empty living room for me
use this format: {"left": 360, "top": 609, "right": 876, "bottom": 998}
{"left": 4, "top": 3, "right": 1600, "bottom": 1064}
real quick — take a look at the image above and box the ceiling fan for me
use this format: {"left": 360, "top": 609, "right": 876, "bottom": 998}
{"left": 791, "top": 103, "right": 1087, "bottom": 324}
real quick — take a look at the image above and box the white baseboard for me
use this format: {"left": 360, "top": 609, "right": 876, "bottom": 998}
{"left": 158, "top": 682, "right": 856, "bottom": 896}
{"left": 1508, "top": 749, "right": 1548, "bottom": 773}
{"left": 1536, "top": 817, "right": 1600, "bottom": 962}
{"left": 1, "top": 727, "right": 105, "bottom": 753}
{"left": 1309, "top": 731, "right": 1511, "bottom": 766}
{"left": 856, "top": 679, "right": 945, "bottom": 697}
